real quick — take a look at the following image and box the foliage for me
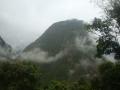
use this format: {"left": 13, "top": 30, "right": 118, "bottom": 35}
{"left": 89, "top": 0, "right": 120, "bottom": 60}
{"left": 41, "top": 79, "right": 91, "bottom": 90}
{"left": 70, "top": 79, "right": 91, "bottom": 90}
{"left": 0, "top": 61, "right": 41, "bottom": 90}
{"left": 91, "top": 61, "right": 120, "bottom": 90}
{"left": 90, "top": 18, "right": 120, "bottom": 59}
{"left": 43, "top": 80, "right": 69, "bottom": 90}
{"left": 1, "top": 60, "right": 120, "bottom": 90}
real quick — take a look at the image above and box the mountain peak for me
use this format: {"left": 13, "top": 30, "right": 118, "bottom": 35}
{"left": 24, "top": 19, "right": 87, "bottom": 56}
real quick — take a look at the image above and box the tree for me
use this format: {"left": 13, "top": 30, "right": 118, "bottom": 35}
{"left": 70, "top": 79, "right": 91, "bottom": 90}
{"left": 90, "top": 18, "right": 120, "bottom": 59}
{"left": 44, "top": 80, "right": 68, "bottom": 90}
{"left": 91, "top": 61, "right": 120, "bottom": 90}
{"left": 89, "top": 0, "right": 120, "bottom": 60}
{"left": 0, "top": 61, "right": 41, "bottom": 90}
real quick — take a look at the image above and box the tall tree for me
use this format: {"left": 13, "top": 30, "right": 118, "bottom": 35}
{"left": 90, "top": 0, "right": 120, "bottom": 60}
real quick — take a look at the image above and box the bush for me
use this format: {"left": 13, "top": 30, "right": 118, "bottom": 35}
{"left": 0, "top": 61, "right": 41, "bottom": 90}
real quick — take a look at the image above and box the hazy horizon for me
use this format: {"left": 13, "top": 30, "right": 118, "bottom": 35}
{"left": 0, "top": 0, "right": 102, "bottom": 50}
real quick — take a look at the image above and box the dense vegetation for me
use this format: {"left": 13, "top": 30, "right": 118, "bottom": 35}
{"left": 0, "top": 61, "right": 41, "bottom": 90}
{"left": 1, "top": 60, "right": 120, "bottom": 90}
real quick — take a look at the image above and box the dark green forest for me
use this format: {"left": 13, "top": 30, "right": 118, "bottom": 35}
{"left": 1, "top": 0, "right": 120, "bottom": 90}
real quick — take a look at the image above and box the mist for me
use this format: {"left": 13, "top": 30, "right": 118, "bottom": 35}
{"left": 0, "top": 0, "right": 102, "bottom": 50}
{"left": 20, "top": 27, "right": 99, "bottom": 64}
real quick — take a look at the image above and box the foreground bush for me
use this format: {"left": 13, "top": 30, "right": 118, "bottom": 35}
{"left": 0, "top": 61, "right": 41, "bottom": 90}
{"left": 91, "top": 61, "right": 120, "bottom": 90}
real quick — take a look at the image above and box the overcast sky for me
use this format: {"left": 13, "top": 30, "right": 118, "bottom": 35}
{"left": 0, "top": 0, "right": 102, "bottom": 50}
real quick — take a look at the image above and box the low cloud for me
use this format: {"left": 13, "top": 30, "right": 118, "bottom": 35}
{"left": 20, "top": 48, "right": 67, "bottom": 63}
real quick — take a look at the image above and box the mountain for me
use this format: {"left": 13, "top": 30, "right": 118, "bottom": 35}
{"left": 23, "top": 19, "right": 98, "bottom": 82}
{"left": 0, "top": 36, "right": 12, "bottom": 59}
{"left": 24, "top": 19, "right": 87, "bottom": 56}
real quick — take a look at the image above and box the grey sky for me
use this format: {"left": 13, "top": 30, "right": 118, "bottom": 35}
{"left": 0, "top": 0, "right": 102, "bottom": 49}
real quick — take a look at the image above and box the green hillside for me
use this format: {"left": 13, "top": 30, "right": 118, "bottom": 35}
{"left": 24, "top": 19, "right": 87, "bottom": 56}
{"left": 23, "top": 19, "right": 97, "bottom": 82}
